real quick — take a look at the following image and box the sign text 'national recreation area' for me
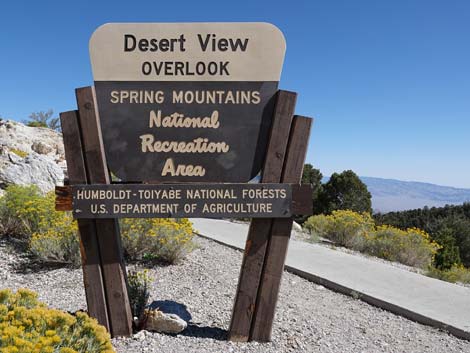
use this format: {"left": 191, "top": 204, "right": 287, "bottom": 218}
{"left": 89, "top": 23, "right": 286, "bottom": 183}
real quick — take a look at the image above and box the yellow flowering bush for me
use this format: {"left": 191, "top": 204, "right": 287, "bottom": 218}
{"left": 1, "top": 185, "right": 195, "bottom": 267}
{"left": 304, "top": 210, "right": 374, "bottom": 250}
{"left": 366, "top": 226, "right": 440, "bottom": 268}
{"left": 0, "top": 185, "right": 44, "bottom": 238}
{"left": 27, "top": 192, "right": 81, "bottom": 266}
{"left": 304, "top": 210, "right": 440, "bottom": 269}
{"left": 0, "top": 288, "right": 114, "bottom": 353}
{"left": 120, "top": 218, "right": 195, "bottom": 264}
{"left": 427, "top": 264, "right": 470, "bottom": 284}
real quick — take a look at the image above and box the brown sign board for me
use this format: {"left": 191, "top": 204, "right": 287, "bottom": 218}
{"left": 89, "top": 23, "right": 286, "bottom": 182}
{"left": 55, "top": 183, "right": 312, "bottom": 219}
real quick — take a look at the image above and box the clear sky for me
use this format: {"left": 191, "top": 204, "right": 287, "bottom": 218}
{"left": 1, "top": 1, "right": 469, "bottom": 187}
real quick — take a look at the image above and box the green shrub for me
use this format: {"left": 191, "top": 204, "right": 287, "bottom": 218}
{"left": 0, "top": 288, "right": 114, "bottom": 353}
{"left": 127, "top": 269, "right": 152, "bottom": 321}
{"left": 427, "top": 265, "right": 470, "bottom": 284}
{"left": 1, "top": 185, "right": 195, "bottom": 267}
{"left": 0, "top": 184, "right": 43, "bottom": 238}
{"left": 366, "top": 226, "right": 440, "bottom": 268}
{"left": 25, "top": 192, "right": 81, "bottom": 266}
{"left": 26, "top": 121, "right": 48, "bottom": 128}
{"left": 304, "top": 210, "right": 374, "bottom": 250}
{"left": 120, "top": 218, "right": 195, "bottom": 264}
{"left": 303, "top": 210, "right": 440, "bottom": 269}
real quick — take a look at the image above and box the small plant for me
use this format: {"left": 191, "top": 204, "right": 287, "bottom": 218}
{"left": 427, "top": 265, "right": 470, "bottom": 284}
{"left": 127, "top": 269, "right": 153, "bottom": 322}
{"left": 120, "top": 218, "right": 195, "bottom": 264}
{"left": 0, "top": 288, "right": 114, "bottom": 353}
{"left": 10, "top": 148, "right": 28, "bottom": 158}
{"left": 25, "top": 109, "right": 60, "bottom": 131}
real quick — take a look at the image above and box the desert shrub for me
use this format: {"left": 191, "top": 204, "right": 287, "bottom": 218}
{"left": 303, "top": 214, "right": 329, "bottom": 241}
{"left": 304, "top": 210, "right": 374, "bottom": 250}
{"left": 366, "top": 226, "right": 440, "bottom": 268}
{"left": 0, "top": 288, "right": 114, "bottom": 353}
{"left": 120, "top": 218, "right": 195, "bottom": 264}
{"left": 26, "top": 192, "right": 80, "bottom": 266}
{"left": 303, "top": 210, "right": 440, "bottom": 269}
{"left": 426, "top": 265, "right": 470, "bottom": 284}
{"left": 26, "top": 121, "right": 48, "bottom": 128}
{"left": 0, "top": 184, "right": 43, "bottom": 238}
{"left": 0, "top": 185, "right": 80, "bottom": 265}
{"left": 127, "top": 269, "right": 152, "bottom": 321}
{"left": 1, "top": 185, "right": 195, "bottom": 267}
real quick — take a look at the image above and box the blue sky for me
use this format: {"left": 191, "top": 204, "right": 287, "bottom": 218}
{"left": 1, "top": 1, "right": 469, "bottom": 187}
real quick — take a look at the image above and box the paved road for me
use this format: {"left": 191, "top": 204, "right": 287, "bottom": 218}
{"left": 191, "top": 218, "right": 470, "bottom": 341}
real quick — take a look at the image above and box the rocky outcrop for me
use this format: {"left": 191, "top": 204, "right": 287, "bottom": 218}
{"left": 0, "top": 119, "right": 66, "bottom": 193}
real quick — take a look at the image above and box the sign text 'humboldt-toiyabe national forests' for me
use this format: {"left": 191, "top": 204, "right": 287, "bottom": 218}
{"left": 64, "top": 183, "right": 315, "bottom": 219}
{"left": 89, "top": 23, "right": 286, "bottom": 182}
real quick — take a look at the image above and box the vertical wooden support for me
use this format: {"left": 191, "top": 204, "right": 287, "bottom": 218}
{"left": 250, "top": 116, "right": 312, "bottom": 341}
{"left": 60, "top": 110, "right": 110, "bottom": 331}
{"left": 228, "top": 91, "right": 297, "bottom": 342}
{"left": 74, "top": 86, "right": 133, "bottom": 337}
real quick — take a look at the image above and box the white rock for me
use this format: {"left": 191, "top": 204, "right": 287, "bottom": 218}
{"left": 144, "top": 309, "right": 187, "bottom": 334}
{"left": 292, "top": 221, "right": 303, "bottom": 232}
{"left": 133, "top": 330, "right": 147, "bottom": 341}
{"left": 0, "top": 152, "right": 64, "bottom": 193}
{"left": 0, "top": 119, "right": 65, "bottom": 193}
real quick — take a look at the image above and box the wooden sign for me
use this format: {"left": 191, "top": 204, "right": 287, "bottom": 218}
{"left": 57, "top": 22, "right": 313, "bottom": 343}
{"left": 56, "top": 183, "right": 312, "bottom": 219}
{"left": 89, "top": 23, "right": 286, "bottom": 182}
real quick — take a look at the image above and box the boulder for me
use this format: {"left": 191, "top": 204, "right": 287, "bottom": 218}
{"left": 0, "top": 152, "right": 64, "bottom": 193}
{"left": 0, "top": 119, "right": 65, "bottom": 193}
{"left": 144, "top": 309, "right": 187, "bottom": 334}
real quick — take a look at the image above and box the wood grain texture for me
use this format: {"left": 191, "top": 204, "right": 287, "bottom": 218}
{"left": 228, "top": 91, "right": 297, "bottom": 342}
{"left": 55, "top": 186, "right": 72, "bottom": 211}
{"left": 59, "top": 111, "right": 110, "bottom": 331}
{"left": 250, "top": 116, "right": 312, "bottom": 342}
{"left": 75, "top": 87, "right": 133, "bottom": 337}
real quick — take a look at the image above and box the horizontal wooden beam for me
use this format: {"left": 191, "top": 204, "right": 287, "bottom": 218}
{"left": 55, "top": 183, "right": 313, "bottom": 218}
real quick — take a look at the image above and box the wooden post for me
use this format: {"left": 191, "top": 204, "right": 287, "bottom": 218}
{"left": 250, "top": 116, "right": 312, "bottom": 341}
{"left": 60, "top": 110, "right": 110, "bottom": 331}
{"left": 228, "top": 91, "right": 297, "bottom": 342}
{"left": 59, "top": 87, "right": 133, "bottom": 337}
{"left": 75, "top": 86, "right": 133, "bottom": 337}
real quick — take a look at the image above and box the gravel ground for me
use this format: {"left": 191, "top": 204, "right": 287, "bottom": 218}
{"left": 1, "top": 237, "right": 470, "bottom": 353}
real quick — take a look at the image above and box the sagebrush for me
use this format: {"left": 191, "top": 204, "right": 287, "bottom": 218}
{"left": 304, "top": 210, "right": 440, "bottom": 269}
{"left": 0, "top": 288, "right": 114, "bottom": 353}
{"left": 0, "top": 185, "right": 195, "bottom": 266}
{"left": 120, "top": 218, "right": 195, "bottom": 264}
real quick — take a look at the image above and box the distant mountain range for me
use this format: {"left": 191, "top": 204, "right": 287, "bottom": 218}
{"left": 360, "top": 177, "right": 470, "bottom": 213}
{"left": 320, "top": 176, "right": 470, "bottom": 213}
